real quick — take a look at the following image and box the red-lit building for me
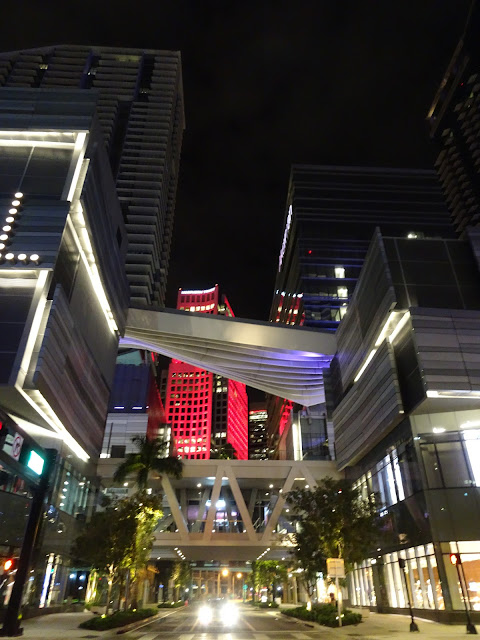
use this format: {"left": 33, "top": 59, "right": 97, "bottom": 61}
{"left": 165, "top": 286, "right": 248, "bottom": 460}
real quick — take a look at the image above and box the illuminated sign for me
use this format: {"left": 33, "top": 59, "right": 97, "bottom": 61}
{"left": 278, "top": 205, "right": 293, "bottom": 272}
{"left": 26, "top": 450, "right": 45, "bottom": 475}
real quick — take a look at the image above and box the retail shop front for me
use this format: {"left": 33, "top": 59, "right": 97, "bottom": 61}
{"left": 350, "top": 541, "right": 480, "bottom": 622}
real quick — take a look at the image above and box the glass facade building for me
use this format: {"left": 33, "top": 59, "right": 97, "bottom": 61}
{"left": 331, "top": 228, "right": 480, "bottom": 619}
{"left": 267, "top": 164, "right": 454, "bottom": 459}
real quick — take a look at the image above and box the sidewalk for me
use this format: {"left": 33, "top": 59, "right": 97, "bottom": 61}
{"left": 288, "top": 610, "right": 479, "bottom": 638}
{"left": 20, "top": 611, "right": 114, "bottom": 639}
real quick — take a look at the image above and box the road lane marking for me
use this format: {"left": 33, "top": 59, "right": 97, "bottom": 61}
{"left": 243, "top": 616, "right": 256, "bottom": 631}
{"left": 179, "top": 635, "right": 195, "bottom": 640}
{"left": 136, "top": 635, "right": 157, "bottom": 640}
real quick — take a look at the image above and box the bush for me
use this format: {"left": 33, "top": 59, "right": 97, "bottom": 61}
{"left": 79, "top": 608, "right": 157, "bottom": 630}
{"left": 256, "top": 601, "right": 279, "bottom": 609}
{"left": 157, "top": 601, "right": 184, "bottom": 608}
{"left": 282, "top": 603, "right": 362, "bottom": 628}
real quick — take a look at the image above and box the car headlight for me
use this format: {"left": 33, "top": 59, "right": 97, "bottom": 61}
{"left": 221, "top": 603, "right": 238, "bottom": 625}
{"left": 198, "top": 605, "right": 213, "bottom": 625}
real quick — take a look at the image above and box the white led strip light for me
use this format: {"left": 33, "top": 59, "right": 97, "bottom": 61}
{"left": 0, "top": 192, "right": 41, "bottom": 265}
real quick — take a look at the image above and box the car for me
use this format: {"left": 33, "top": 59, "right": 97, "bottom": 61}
{"left": 197, "top": 598, "right": 239, "bottom": 627}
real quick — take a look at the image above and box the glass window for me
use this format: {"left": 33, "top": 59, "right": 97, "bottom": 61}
{"left": 420, "top": 444, "right": 443, "bottom": 489}
{"left": 463, "top": 430, "right": 480, "bottom": 486}
{"left": 436, "top": 442, "right": 471, "bottom": 487}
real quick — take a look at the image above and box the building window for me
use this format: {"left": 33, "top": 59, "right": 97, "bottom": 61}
{"left": 110, "top": 445, "right": 126, "bottom": 458}
{"left": 334, "top": 266, "right": 345, "bottom": 278}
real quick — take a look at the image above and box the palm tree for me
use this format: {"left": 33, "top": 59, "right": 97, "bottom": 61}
{"left": 113, "top": 436, "right": 183, "bottom": 490}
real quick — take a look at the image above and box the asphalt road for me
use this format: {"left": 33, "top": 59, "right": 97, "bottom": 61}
{"left": 121, "top": 602, "right": 324, "bottom": 639}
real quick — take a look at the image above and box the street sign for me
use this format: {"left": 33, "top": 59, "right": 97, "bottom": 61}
{"left": 11, "top": 434, "right": 24, "bottom": 461}
{"left": 3, "top": 431, "right": 24, "bottom": 461}
{"left": 326, "top": 558, "right": 345, "bottom": 578}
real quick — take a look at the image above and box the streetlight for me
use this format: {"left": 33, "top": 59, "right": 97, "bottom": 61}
{"left": 450, "top": 553, "right": 477, "bottom": 635}
{"left": 398, "top": 558, "right": 419, "bottom": 632}
{"left": 222, "top": 569, "right": 229, "bottom": 577}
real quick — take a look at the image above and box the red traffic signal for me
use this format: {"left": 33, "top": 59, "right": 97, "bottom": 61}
{"left": 3, "top": 558, "right": 17, "bottom": 572}
{"left": 450, "top": 553, "right": 461, "bottom": 565}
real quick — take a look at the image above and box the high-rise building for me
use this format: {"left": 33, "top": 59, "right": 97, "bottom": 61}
{"left": 101, "top": 352, "right": 171, "bottom": 466}
{"left": 266, "top": 164, "right": 454, "bottom": 458}
{"left": 0, "top": 45, "right": 185, "bottom": 306}
{"left": 248, "top": 403, "right": 268, "bottom": 460}
{"left": 0, "top": 43, "right": 184, "bottom": 610}
{"left": 165, "top": 286, "right": 248, "bottom": 460}
{"left": 271, "top": 164, "right": 454, "bottom": 333}
{"left": 330, "top": 228, "right": 480, "bottom": 618}
{"left": 428, "top": 2, "right": 480, "bottom": 235}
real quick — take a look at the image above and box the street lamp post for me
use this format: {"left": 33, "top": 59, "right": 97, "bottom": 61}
{"left": 450, "top": 553, "right": 477, "bottom": 635}
{"left": 398, "top": 558, "right": 419, "bottom": 633}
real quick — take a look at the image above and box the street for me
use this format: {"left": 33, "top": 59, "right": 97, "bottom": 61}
{"left": 120, "top": 604, "right": 325, "bottom": 639}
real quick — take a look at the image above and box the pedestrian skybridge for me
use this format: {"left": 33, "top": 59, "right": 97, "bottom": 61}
{"left": 120, "top": 307, "right": 336, "bottom": 407}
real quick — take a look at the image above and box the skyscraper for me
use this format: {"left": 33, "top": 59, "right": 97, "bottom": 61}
{"left": 0, "top": 44, "right": 184, "bottom": 609}
{"left": 271, "top": 164, "right": 454, "bottom": 332}
{"left": 165, "top": 286, "right": 248, "bottom": 460}
{"left": 0, "top": 45, "right": 185, "bottom": 306}
{"left": 427, "top": 2, "right": 480, "bottom": 235}
{"left": 267, "top": 164, "right": 454, "bottom": 458}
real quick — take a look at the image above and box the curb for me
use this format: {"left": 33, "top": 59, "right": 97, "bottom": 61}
{"left": 116, "top": 607, "right": 184, "bottom": 635}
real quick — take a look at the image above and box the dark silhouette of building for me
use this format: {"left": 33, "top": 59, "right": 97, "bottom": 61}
{"left": 428, "top": 1, "right": 480, "bottom": 235}
{"left": 248, "top": 403, "right": 268, "bottom": 460}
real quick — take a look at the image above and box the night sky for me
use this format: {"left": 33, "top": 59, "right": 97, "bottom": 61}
{"left": 0, "top": 1, "right": 471, "bottom": 320}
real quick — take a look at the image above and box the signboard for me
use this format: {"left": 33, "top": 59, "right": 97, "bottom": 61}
{"left": 326, "top": 558, "right": 345, "bottom": 578}
{"left": 3, "top": 431, "right": 24, "bottom": 461}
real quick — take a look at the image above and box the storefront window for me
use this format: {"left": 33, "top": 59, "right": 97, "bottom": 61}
{"left": 420, "top": 432, "right": 480, "bottom": 489}
{"left": 350, "top": 559, "right": 376, "bottom": 606}
{"left": 450, "top": 541, "right": 480, "bottom": 611}
{"left": 382, "top": 545, "right": 444, "bottom": 610}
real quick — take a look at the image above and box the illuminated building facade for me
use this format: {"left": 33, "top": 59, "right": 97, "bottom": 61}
{"left": 0, "top": 45, "right": 185, "bottom": 307}
{"left": 165, "top": 286, "right": 248, "bottom": 460}
{"left": 0, "top": 43, "right": 184, "bottom": 609}
{"left": 0, "top": 88, "right": 129, "bottom": 607}
{"left": 428, "top": 3, "right": 480, "bottom": 235}
{"left": 331, "top": 228, "right": 480, "bottom": 619}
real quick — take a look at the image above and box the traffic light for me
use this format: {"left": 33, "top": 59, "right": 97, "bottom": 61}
{"left": 3, "top": 557, "right": 18, "bottom": 573}
{"left": 0, "top": 421, "right": 7, "bottom": 449}
{"left": 450, "top": 553, "right": 461, "bottom": 565}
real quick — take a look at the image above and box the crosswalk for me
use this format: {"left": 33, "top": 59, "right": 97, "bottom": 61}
{"left": 134, "top": 633, "right": 317, "bottom": 640}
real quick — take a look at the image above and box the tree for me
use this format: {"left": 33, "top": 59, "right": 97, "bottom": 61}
{"left": 209, "top": 441, "right": 237, "bottom": 459}
{"left": 171, "top": 561, "right": 192, "bottom": 601}
{"left": 71, "top": 497, "right": 137, "bottom": 613}
{"left": 72, "top": 492, "right": 163, "bottom": 613}
{"left": 290, "top": 520, "right": 326, "bottom": 604}
{"left": 255, "top": 560, "right": 287, "bottom": 602}
{"left": 113, "top": 436, "right": 183, "bottom": 490}
{"left": 287, "top": 477, "right": 378, "bottom": 572}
